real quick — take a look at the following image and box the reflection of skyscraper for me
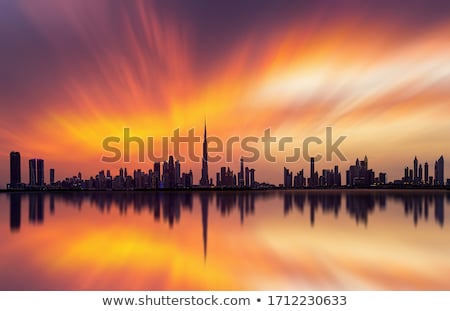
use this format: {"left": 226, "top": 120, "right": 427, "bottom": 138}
{"left": 10, "top": 194, "right": 21, "bottom": 232}
{"left": 200, "top": 122, "right": 209, "bottom": 187}
{"left": 435, "top": 194, "right": 444, "bottom": 226}
{"left": 50, "top": 195, "right": 55, "bottom": 214}
{"left": 37, "top": 194, "right": 44, "bottom": 223}
{"left": 28, "top": 193, "right": 44, "bottom": 224}
{"left": 29, "top": 194, "right": 37, "bottom": 222}
{"left": 29, "top": 159, "right": 37, "bottom": 186}
{"left": 37, "top": 159, "right": 44, "bottom": 186}
{"left": 200, "top": 194, "right": 209, "bottom": 261}
{"left": 9, "top": 151, "right": 21, "bottom": 189}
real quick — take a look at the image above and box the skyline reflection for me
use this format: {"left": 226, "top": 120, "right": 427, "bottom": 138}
{"left": 4, "top": 190, "right": 448, "bottom": 258}
{"left": 1, "top": 190, "right": 450, "bottom": 290}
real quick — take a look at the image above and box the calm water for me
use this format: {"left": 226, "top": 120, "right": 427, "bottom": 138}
{"left": 0, "top": 190, "right": 449, "bottom": 290}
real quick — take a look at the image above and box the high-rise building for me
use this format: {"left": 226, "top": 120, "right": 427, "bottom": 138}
{"left": 293, "top": 169, "right": 305, "bottom": 188}
{"left": 418, "top": 164, "right": 423, "bottom": 184}
{"left": 284, "top": 167, "right": 292, "bottom": 188}
{"left": 50, "top": 168, "right": 55, "bottom": 185}
{"left": 310, "top": 157, "right": 316, "bottom": 187}
{"left": 249, "top": 169, "right": 255, "bottom": 188}
{"left": 29, "top": 159, "right": 37, "bottom": 186}
{"left": 200, "top": 121, "right": 209, "bottom": 186}
{"left": 424, "top": 162, "right": 429, "bottom": 185}
{"left": 175, "top": 160, "right": 181, "bottom": 186}
{"left": 162, "top": 161, "right": 169, "bottom": 188}
{"left": 239, "top": 157, "right": 244, "bottom": 188}
{"left": 346, "top": 156, "right": 374, "bottom": 187}
{"left": 379, "top": 173, "right": 387, "bottom": 185}
{"left": 154, "top": 162, "right": 160, "bottom": 188}
{"left": 168, "top": 156, "right": 175, "bottom": 188}
{"left": 435, "top": 156, "right": 444, "bottom": 186}
{"left": 9, "top": 151, "right": 21, "bottom": 189}
{"left": 216, "top": 172, "right": 221, "bottom": 186}
{"left": 37, "top": 159, "right": 44, "bottom": 186}
{"left": 220, "top": 167, "right": 234, "bottom": 187}
{"left": 245, "top": 167, "right": 250, "bottom": 187}
{"left": 413, "top": 156, "right": 418, "bottom": 183}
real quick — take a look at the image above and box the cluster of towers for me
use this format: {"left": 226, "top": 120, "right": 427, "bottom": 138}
{"left": 88, "top": 157, "right": 194, "bottom": 190}
{"left": 282, "top": 154, "right": 448, "bottom": 189}
{"left": 284, "top": 157, "right": 342, "bottom": 188}
{"left": 403, "top": 156, "right": 444, "bottom": 186}
{"left": 5, "top": 125, "right": 447, "bottom": 190}
{"left": 8, "top": 152, "right": 49, "bottom": 189}
{"left": 215, "top": 157, "right": 256, "bottom": 188}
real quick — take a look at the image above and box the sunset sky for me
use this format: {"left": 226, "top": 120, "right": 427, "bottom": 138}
{"left": 1, "top": 0, "right": 450, "bottom": 186}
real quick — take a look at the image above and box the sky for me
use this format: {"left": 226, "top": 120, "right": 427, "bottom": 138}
{"left": 1, "top": 0, "right": 450, "bottom": 186}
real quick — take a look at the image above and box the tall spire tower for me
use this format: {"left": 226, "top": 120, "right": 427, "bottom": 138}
{"left": 200, "top": 119, "right": 209, "bottom": 186}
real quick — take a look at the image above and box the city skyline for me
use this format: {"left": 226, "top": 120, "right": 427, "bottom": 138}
{"left": 4, "top": 142, "right": 447, "bottom": 190}
{"left": 1, "top": 1, "right": 450, "bottom": 187}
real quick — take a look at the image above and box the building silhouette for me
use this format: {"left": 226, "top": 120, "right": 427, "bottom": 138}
{"left": 294, "top": 169, "right": 305, "bottom": 188}
{"left": 414, "top": 156, "right": 418, "bottom": 183}
{"left": 37, "top": 159, "right": 44, "bottom": 186}
{"left": 284, "top": 167, "right": 292, "bottom": 188}
{"left": 238, "top": 157, "right": 244, "bottom": 188}
{"left": 50, "top": 168, "right": 55, "bottom": 185}
{"left": 29, "top": 159, "right": 37, "bottom": 186}
{"left": 154, "top": 162, "right": 161, "bottom": 188}
{"left": 309, "top": 157, "right": 317, "bottom": 187}
{"left": 199, "top": 121, "right": 209, "bottom": 187}
{"left": 346, "top": 156, "right": 374, "bottom": 187}
{"left": 9, "top": 151, "right": 21, "bottom": 189}
{"left": 435, "top": 156, "right": 444, "bottom": 186}
{"left": 249, "top": 168, "right": 255, "bottom": 188}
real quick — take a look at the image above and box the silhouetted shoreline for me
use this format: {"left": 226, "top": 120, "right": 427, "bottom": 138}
{"left": 1, "top": 186, "right": 449, "bottom": 193}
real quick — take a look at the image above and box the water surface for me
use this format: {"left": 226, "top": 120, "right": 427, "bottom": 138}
{"left": 0, "top": 190, "right": 449, "bottom": 290}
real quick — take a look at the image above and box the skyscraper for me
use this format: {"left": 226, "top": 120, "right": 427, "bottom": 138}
{"left": 168, "top": 156, "right": 175, "bottom": 188}
{"left": 418, "top": 164, "right": 423, "bottom": 184}
{"left": 50, "top": 168, "right": 55, "bottom": 185}
{"left": 284, "top": 167, "right": 292, "bottom": 188}
{"left": 29, "top": 159, "right": 37, "bottom": 186}
{"left": 154, "top": 162, "right": 161, "bottom": 188}
{"left": 9, "top": 151, "right": 21, "bottom": 189}
{"left": 175, "top": 160, "right": 181, "bottom": 186}
{"left": 37, "top": 159, "right": 44, "bottom": 186}
{"left": 424, "top": 162, "right": 429, "bottom": 185}
{"left": 413, "top": 156, "right": 418, "bottom": 183}
{"left": 239, "top": 157, "right": 244, "bottom": 188}
{"left": 310, "top": 157, "right": 316, "bottom": 187}
{"left": 435, "top": 156, "right": 444, "bottom": 186}
{"left": 245, "top": 167, "right": 250, "bottom": 187}
{"left": 249, "top": 169, "right": 255, "bottom": 188}
{"left": 200, "top": 121, "right": 209, "bottom": 187}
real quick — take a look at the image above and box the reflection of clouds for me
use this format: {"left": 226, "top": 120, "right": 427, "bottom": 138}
{"left": 1, "top": 190, "right": 450, "bottom": 290}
